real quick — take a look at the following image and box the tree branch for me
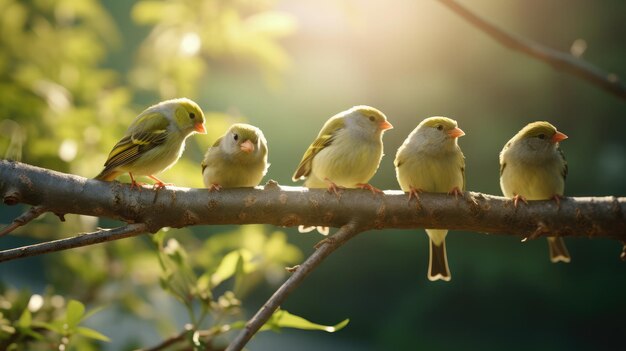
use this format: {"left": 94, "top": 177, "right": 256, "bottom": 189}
{"left": 1, "top": 161, "right": 625, "bottom": 244}
{"left": 1, "top": 160, "right": 625, "bottom": 350}
{"left": 0, "top": 205, "right": 46, "bottom": 237}
{"left": 0, "top": 223, "right": 148, "bottom": 262}
{"left": 226, "top": 221, "right": 363, "bottom": 351}
{"left": 438, "top": 0, "right": 626, "bottom": 100}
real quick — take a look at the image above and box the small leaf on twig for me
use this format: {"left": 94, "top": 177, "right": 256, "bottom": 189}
{"left": 261, "top": 308, "right": 349, "bottom": 333}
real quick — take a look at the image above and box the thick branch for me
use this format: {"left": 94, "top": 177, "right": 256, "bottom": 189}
{"left": 226, "top": 221, "right": 363, "bottom": 351}
{"left": 438, "top": 0, "right": 626, "bottom": 100}
{"left": 1, "top": 161, "right": 624, "bottom": 242}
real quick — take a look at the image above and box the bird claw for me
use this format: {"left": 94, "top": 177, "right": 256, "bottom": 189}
{"left": 128, "top": 173, "right": 145, "bottom": 190}
{"left": 407, "top": 186, "right": 423, "bottom": 210}
{"left": 208, "top": 184, "right": 222, "bottom": 192}
{"left": 148, "top": 175, "right": 171, "bottom": 190}
{"left": 324, "top": 178, "right": 345, "bottom": 198}
{"left": 467, "top": 193, "right": 479, "bottom": 207}
{"left": 552, "top": 194, "right": 562, "bottom": 209}
{"left": 512, "top": 194, "right": 528, "bottom": 207}
{"left": 356, "top": 183, "right": 383, "bottom": 195}
{"left": 152, "top": 182, "right": 172, "bottom": 190}
{"left": 448, "top": 187, "right": 463, "bottom": 200}
{"left": 130, "top": 181, "right": 145, "bottom": 191}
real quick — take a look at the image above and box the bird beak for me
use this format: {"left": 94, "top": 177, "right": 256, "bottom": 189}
{"left": 552, "top": 131, "right": 568, "bottom": 143}
{"left": 447, "top": 127, "right": 465, "bottom": 139}
{"left": 195, "top": 123, "right": 207, "bottom": 134}
{"left": 379, "top": 120, "right": 394, "bottom": 131}
{"left": 240, "top": 139, "right": 255, "bottom": 153}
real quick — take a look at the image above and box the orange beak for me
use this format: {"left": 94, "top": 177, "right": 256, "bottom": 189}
{"left": 195, "top": 123, "right": 207, "bottom": 134}
{"left": 447, "top": 127, "right": 465, "bottom": 139}
{"left": 551, "top": 131, "right": 568, "bottom": 143}
{"left": 379, "top": 120, "right": 394, "bottom": 131}
{"left": 240, "top": 139, "right": 255, "bottom": 153}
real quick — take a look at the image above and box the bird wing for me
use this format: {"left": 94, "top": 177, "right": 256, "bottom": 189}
{"left": 558, "top": 147, "right": 568, "bottom": 180}
{"left": 457, "top": 146, "right": 466, "bottom": 191}
{"left": 499, "top": 141, "right": 511, "bottom": 177}
{"left": 101, "top": 111, "right": 170, "bottom": 171}
{"left": 292, "top": 117, "right": 344, "bottom": 181}
{"left": 201, "top": 136, "right": 224, "bottom": 174}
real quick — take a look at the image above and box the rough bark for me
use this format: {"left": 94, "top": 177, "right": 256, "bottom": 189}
{"left": 1, "top": 161, "right": 624, "bottom": 241}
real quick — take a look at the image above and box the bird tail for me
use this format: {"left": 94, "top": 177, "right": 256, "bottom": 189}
{"left": 94, "top": 169, "right": 122, "bottom": 181}
{"left": 547, "top": 237, "right": 571, "bottom": 263}
{"left": 426, "top": 229, "right": 451, "bottom": 282}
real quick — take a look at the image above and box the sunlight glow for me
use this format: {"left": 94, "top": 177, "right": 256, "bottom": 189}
{"left": 179, "top": 32, "right": 201, "bottom": 56}
{"left": 28, "top": 294, "right": 44, "bottom": 313}
{"left": 59, "top": 139, "right": 78, "bottom": 162}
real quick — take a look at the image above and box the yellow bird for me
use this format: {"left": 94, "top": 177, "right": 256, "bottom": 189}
{"left": 293, "top": 105, "right": 393, "bottom": 234}
{"left": 95, "top": 98, "right": 206, "bottom": 188}
{"left": 499, "top": 121, "right": 571, "bottom": 263}
{"left": 201, "top": 123, "right": 269, "bottom": 190}
{"left": 395, "top": 117, "right": 466, "bottom": 281}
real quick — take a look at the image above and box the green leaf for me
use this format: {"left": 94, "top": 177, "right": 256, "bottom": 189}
{"left": 261, "top": 309, "right": 349, "bottom": 333}
{"left": 17, "top": 308, "right": 31, "bottom": 328}
{"left": 233, "top": 251, "right": 246, "bottom": 295}
{"left": 35, "top": 321, "right": 65, "bottom": 334}
{"left": 196, "top": 272, "right": 213, "bottom": 302}
{"left": 65, "top": 300, "right": 85, "bottom": 329}
{"left": 211, "top": 250, "right": 253, "bottom": 287}
{"left": 15, "top": 308, "right": 44, "bottom": 341}
{"left": 76, "top": 326, "right": 110, "bottom": 342}
{"left": 228, "top": 321, "right": 247, "bottom": 330}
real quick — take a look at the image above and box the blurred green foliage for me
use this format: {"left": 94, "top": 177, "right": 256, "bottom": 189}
{"left": 1, "top": 0, "right": 626, "bottom": 350}
{"left": 0, "top": 289, "right": 108, "bottom": 351}
{"left": 0, "top": 0, "right": 338, "bottom": 349}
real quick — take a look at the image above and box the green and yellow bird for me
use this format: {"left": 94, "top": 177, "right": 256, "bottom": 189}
{"left": 395, "top": 116, "right": 466, "bottom": 282}
{"left": 293, "top": 105, "right": 393, "bottom": 234}
{"left": 499, "top": 121, "right": 571, "bottom": 263}
{"left": 95, "top": 98, "right": 206, "bottom": 188}
{"left": 201, "top": 123, "right": 269, "bottom": 190}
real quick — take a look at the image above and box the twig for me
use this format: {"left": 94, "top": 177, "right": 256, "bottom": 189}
{"left": 225, "top": 221, "right": 363, "bottom": 351}
{"left": 0, "top": 223, "right": 148, "bottom": 262}
{"left": 438, "top": 0, "right": 626, "bottom": 100}
{"left": 140, "top": 324, "right": 229, "bottom": 351}
{"left": 0, "top": 205, "right": 47, "bottom": 237}
{"left": 139, "top": 326, "right": 189, "bottom": 351}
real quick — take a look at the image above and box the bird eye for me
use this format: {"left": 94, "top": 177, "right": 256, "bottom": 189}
{"left": 189, "top": 112, "right": 195, "bottom": 119}
{"left": 436, "top": 125, "right": 443, "bottom": 131}
{"left": 538, "top": 134, "right": 546, "bottom": 139}
{"left": 233, "top": 133, "right": 239, "bottom": 141}
{"left": 369, "top": 116, "right": 375, "bottom": 122}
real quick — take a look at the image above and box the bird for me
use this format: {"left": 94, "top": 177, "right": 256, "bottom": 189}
{"left": 293, "top": 105, "right": 393, "bottom": 234}
{"left": 394, "top": 116, "right": 466, "bottom": 281}
{"left": 499, "top": 121, "right": 571, "bottom": 263}
{"left": 95, "top": 98, "right": 206, "bottom": 188}
{"left": 201, "top": 123, "right": 268, "bottom": 190}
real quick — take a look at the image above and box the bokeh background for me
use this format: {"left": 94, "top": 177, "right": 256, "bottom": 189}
{"left": 1, "top": 0, "right": 625, "bottom": 350}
